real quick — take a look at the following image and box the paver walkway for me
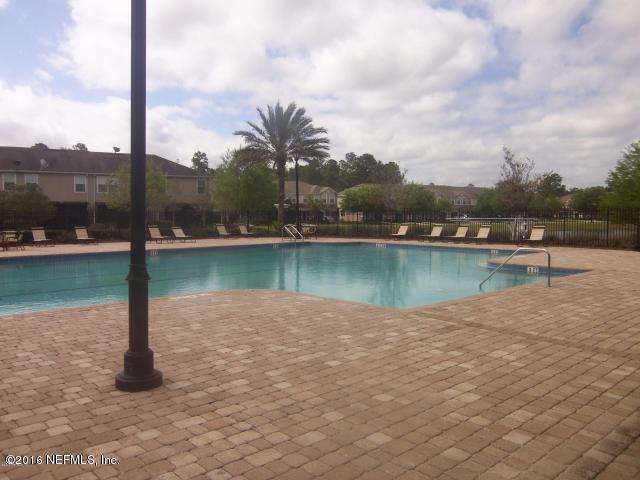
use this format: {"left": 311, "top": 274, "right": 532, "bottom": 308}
{"left": 1, "top": 239, "right": 639, "bottom": 479}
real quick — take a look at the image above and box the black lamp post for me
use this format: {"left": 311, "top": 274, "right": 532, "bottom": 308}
{"left": 116, "top": 0, "right": 162, "bottom": 392}
{"left": 294, "top": 157, "right": 300, "bottom": 231}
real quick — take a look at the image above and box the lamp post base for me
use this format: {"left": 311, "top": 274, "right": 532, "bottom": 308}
{"left": 115, "top": 349, "right": 163, "bottom": 391}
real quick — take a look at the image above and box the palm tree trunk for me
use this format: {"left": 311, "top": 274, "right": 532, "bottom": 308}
{"left": 277, "top": 160, "right": 286, "bottom": 227}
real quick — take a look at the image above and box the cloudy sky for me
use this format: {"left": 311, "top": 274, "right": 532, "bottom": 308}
{"left": 1, "top": 0, "right": 639, "bottom": 187}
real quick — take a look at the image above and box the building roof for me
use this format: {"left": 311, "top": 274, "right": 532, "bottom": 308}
{"left": 0, "top": 146, "right": 200, "bottom": 177}
{"left": 559, "top": 193, "right": 574, "bottom": 204}
{"left": 284, "top": 180, "right": 336, "bottom": 195}
{"left": 424, "top": 183, "right": 486, "bottom": 199}
{"left": 337, "top": 183, "right": 486, "bottom": 200}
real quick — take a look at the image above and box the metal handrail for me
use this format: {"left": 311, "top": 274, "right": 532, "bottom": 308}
{"left": 480, "top": 247, "right": 551, "bottom": 289}
{"left": 282, "top": 224, "right": 304, "bottom": 241}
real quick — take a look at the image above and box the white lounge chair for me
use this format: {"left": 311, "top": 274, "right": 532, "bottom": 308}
{"left": 391, "top": 224, "right": 409, "bottom": 240}
{"left": 524, "top": 225, "right": 545, "bottom": 244}
{"left": 148, "top": 225, "right": 172, "bottom": 243}
{"left": 445, "top": 225, "right": 468, "bottom": 241}
{"left": 31, "top": 227, "right": 54, "bottom": 246}
{"left": 75, "top": 226, "right": 98, "bottom": 244}
{"left": 216, "top": 224, "right": 232, "bottom": 238}
{"left": 172, "top": 227, "right": 195, "bottom": 242}
{"left": 470, "top": 225, "right": 491, "bottom": 243}
{"left": 238, "top": 225, "right": 254, "bottom": 236}
{"left": 419, "top": 224, "right": 443, "bottom": 241}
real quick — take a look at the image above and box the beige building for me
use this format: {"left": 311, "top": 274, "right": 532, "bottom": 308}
{"left": 423, "top": 183, "right": 484, "bottom": 209}
{"left": 283, "top": 180, "right": 338, "bottom": 220}
{"left": 0, "top": 146, "right": 207, "bottom": 224}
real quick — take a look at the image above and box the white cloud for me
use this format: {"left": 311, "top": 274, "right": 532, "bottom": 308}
{"left": 3, "top": 0, "right": 639, "bottom": 187}
{"left": 55, "top": 0, "right": 493, "bottom": 97}
{"left": 0, "top": 82, "right": 232, "bottom": 164}
{"left": 34, "top": 68, "right": 53, "bottom": 82}
{"left": 0, "top": 0, "right": 9, "bottom": 9}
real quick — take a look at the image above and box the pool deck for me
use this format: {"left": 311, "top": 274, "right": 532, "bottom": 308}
{"left": 1, "top": 238, "right": 639, "bottom": 479}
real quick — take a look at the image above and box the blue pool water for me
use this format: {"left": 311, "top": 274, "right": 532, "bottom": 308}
{"left": 0, "top": 243, "right": 570, "bottom": 315}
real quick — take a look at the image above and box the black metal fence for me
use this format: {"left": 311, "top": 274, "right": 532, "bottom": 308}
{"left": 2, "top": 204, "right": 639, "bottom": 249}
{"left": 265, "top": 207, "right": 640, "bottom": 249}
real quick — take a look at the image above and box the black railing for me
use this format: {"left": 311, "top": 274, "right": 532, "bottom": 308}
{"left": 2, "top": 205, "right": 639, "bottom": 249}
{"left": 269, "top": 207, "right": 639, "bottom": 249}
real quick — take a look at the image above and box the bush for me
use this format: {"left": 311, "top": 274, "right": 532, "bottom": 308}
{"left": 88, "top": 223, "right": 122, "bottom": 240}
{"left": 185, "top": 226, "right": 218, "bottom": 238}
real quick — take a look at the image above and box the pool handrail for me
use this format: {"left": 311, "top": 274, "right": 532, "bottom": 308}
{"left": 282, "top": 224, "right": 304, "bottom": 242}
{"left": 480, "top": 247, "right": 551, "bottom": 289}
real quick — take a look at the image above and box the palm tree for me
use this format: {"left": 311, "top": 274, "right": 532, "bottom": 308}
{"left": 234, "top": 102, "right": 330, "bottom": 227}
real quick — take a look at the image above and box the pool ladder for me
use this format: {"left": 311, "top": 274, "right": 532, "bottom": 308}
{"left": 282, "top": 224, "right": 304, "bottom": 242}
{"left": 480, "top": 247, "right": 551, "bottom": 289}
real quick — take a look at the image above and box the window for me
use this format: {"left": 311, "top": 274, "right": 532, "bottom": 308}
{"left": 329, "top": 197, "right": 335, "bottom": 204}
{"left": 24, "top": 174, "right": 38, "bottom": 185}
{"left": 2, "top": 173, "right": 16, "bottom": 190}
{"left": 97, "top": 176, "right": 109, "bottom": 193}
{"left": 197, "top": 177, "right": 206, "bottom": 194}
{"left": 74, "top": 175, "right": 86, "bottom": 193}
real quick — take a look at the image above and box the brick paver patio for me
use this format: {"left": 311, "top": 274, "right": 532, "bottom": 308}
{"left": 1, "top": 239, "right": 639, "bottom": 479}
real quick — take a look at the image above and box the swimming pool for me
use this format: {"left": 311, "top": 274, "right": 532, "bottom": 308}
{"left": 0, "top": 243, "right": 571, "bottom": 315}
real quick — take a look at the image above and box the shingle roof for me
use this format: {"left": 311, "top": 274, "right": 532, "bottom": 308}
{"left": 0, "top": 146, "right": 200, "bottom": 177}
{"left": 424, "top": 183, "right": 486, "bottom": 199}
{"left": 284, "top": 180, "right": 336, "bottom": 195}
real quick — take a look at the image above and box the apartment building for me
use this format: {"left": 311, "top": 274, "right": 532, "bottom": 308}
{"left": 0, "top": 146, "right": 207, "bottom": 224}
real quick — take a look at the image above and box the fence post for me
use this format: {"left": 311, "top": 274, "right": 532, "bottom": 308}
{"left": 605, "top": 208, "right": 610, "bottom": 248}
{"left": 562, "top": 208, "right": 567, "bottom": 245}
{"left": 635, "top": 208, "right": 640, "bottom": 250}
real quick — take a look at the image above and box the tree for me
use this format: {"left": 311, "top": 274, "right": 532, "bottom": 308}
{"left": 105, "top": 161, "right": 172, "bottom": 221}
{"left": 371, "top": 161, "right": 405, "bottom": 185}
{"left": 322, "top": 159, "right": 342, "bottom": 189}
{"left": 494, "top": 147, "right": 536, "bottom": 213}
{"left": 569, "top": 187, "right": 607, "bottom": 212}
{"left": 340, "top": 185, "right": 386, "bottom": 215}
{"left": 305, "top": 198, "right": 326, "bottom": 219}
{"left": 338, "top": 152, "right": 404, "bottom": 188}
{"left": 603, "top": 141, "right": 640, "bottom": 208}
{"left": 0, "top": 185, "right": 54, "bottom": 229}
{"left": 474, "top": 188, "right": 504, "bottom": 216}
{"left": 72, "top": 143, "right": 88, "bottom": 151}
{"left": 435, "top": 197, "right": 453, "bottom": 212}
{"left": 234, "top": 101, "right": 330, "bottom": 226}
{"left": 528, "top": 193, "right": 562, "bottom": 213}
{"left": 397, "top": 183, "right": 435, "bottom": 212}
{"left": 191, "top": 150, "right": 211, "bottom": 175}
{"left": 212, "top": 150, "right": 277, "bottom": 217}
{"left": 31, "top": 143, "right": 49, "bottom": 150}
{"left": 536, "top": 171, "right": 566, "bottom": 197}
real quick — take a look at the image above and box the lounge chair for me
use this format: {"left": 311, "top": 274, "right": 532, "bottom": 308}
{"left": 31, "top": 227, "right": 54, "bottom": 246}
{"left": 470, "top": 224, "right": 491, "bottom": 243}
{"left": 301, "top": 224, "right": 318, "bottom": 239}
{"left": 391, "top": 224, "right": 409, "bottom": 240}
{"left": 523, "top": 225, "right": 545, "bottom": 244}
{"left": 419, "top": 224, "right": 443, "bottom": 241}
{"left": 216, "top": 224, "right": 232, "bottom": 239}
{"left": 1, "top": 231, "right": 25, "bottom": 251}
{"left": 238, "top": 225, "right": 254, "bottom": 236}
{"left": 171, "top": 227, "right": 195, "bottom": 242}
{"left": 445, "top": 225, "right": 468, "bottom": 241}
{"left": 148, "top": 225, "right": 172, "bottom": 243}
{"left": 75, "top": 226, "right": 98, "bottom": 244}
